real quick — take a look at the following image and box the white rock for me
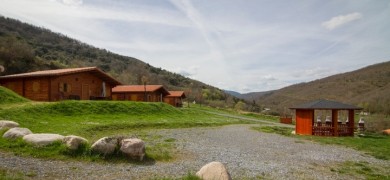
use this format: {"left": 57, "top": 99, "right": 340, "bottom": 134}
{"left": 91, "top": 137, "right": 118, "bottom": 155}
{"left": 0, "top": 120, "right": 19, "bottom": 129}
{"left": 120, "top": 138, "right": 146, "bottom": 161}
{"left": 196, "top": 161, "right": 232, "bottom": 180}
{"left": 2, "top": 127, "right": 32, "bottom": 139}
{"left": 23, "top": 133, "right": 64, "bottom": 146}
{"left": 291, "top": 130, "right": 296, "bottom": 135}
{"left": 63, "top": 135, "right": 88, "bottom": 150}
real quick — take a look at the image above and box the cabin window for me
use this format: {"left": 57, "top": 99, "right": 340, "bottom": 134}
{"left": 59, "top": 83, "right": 72, "bottom": 93}
{"left": 32, "top": 81, "right": 40, "bottom": 92}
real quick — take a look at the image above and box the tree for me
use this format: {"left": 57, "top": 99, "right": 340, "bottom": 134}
{"left": 141, "top": 75, "right": 148, "bottom": 101}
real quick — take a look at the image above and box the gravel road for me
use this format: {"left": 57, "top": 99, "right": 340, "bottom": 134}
{"left": 1, "top": 124, "right": 389, "bottom": 179}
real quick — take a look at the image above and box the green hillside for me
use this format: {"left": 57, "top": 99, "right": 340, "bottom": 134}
{"left": 245, "top": 61, "right": 390, "bottom": 115}
{"left": 0, "top": 16, "right": 237, "bottom": 108}
{"left": 0, "top": 85, "right": 29, "bottom": 104}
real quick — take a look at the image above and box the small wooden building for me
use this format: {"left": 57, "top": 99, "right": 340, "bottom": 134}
{"left": 112, "top": 85, "right": 170, "bottom": 102}
{"left": 290, "top": 99, "right": 362, "bottom": 136}
{"left": 164, "top": 91, "right": 186, "bottom": 107}
{"left": 0, "top": 67, "right": 121, "bottom": 101}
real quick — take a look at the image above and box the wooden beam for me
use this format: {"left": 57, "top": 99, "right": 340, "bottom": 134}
{"left": 48, "top": 77, "right": 52, "bottom": 101}
{"left": 332, "top": 109, "right": 338, "bottom": 136}
{"left": 22, "top": 78, "right": 25, "bottom": 97}
{"left": 311, "top": 109, "right": 315, "bottom": 135}
{"left": 348, "top": 110, "right": 355, "bottom": 136}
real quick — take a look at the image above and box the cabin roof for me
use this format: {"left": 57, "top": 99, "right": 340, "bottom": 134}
{"left": 112, "top": 85, "right": 170, "bottom": 95}
{"left": 290, "top": 99, "right": 362, "bottom": 110}
{"left": 0, "top": 67, "right": 122, "bottom": 85}
{"left": 166, "top": 91, "right": 186, "bottom": 98}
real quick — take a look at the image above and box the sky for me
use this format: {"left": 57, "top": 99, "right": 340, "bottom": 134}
{"left": 1, "top": 0, "right": 390, "bottom": 93}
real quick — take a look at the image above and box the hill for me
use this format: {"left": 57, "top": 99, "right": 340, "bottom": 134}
{"left": 241, "top": 61, "right": 390, "bottom": 115}
{"left": 0, "top": 16, "right": 237, "bottom": 107}
{"left": 0, "top": 86, "right": 29, "bottom": 104}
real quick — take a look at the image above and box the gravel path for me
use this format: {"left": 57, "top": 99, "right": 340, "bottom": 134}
{"left": 1, "top": 124, "right": 389, "bottom": 179}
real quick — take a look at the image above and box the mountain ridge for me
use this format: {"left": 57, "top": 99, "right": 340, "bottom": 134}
{"left": 0, "top": 16, "right": 237, "bottom": 107}
{"left": 238, "top": 61, "right": 390, "bottom": 115}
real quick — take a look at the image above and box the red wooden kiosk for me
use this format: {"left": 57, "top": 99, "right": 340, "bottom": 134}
{"left": 290, "top": 99, "right": 362, "bottom": 136}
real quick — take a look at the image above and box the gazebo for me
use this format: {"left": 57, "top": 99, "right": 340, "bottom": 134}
{"left": 290, "top": 99, "right": 362, "bottom": 136}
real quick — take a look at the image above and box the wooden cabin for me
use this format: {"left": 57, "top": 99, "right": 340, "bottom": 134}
{"left": 290, "top": 99, "right": 362, "bottom": 137}
{"left": 0, "top": 67, "right": 121, "bottom": 101}
{"left": 164, "top": 91, "right": 186, "bottom": 107}
{"left": 112, "top": 85, "right": 170, "bottom": 102}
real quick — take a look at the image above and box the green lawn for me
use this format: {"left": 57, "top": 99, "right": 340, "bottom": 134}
{"left": 0, "top": 100, "right": 253, "bottom": 162}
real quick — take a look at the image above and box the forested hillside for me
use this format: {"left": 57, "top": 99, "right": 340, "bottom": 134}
{"left": 0, "top": 16, "right": 239, "bottom": 107}
{"left": 241, "top": 61, "right": 390, "bottom": 115}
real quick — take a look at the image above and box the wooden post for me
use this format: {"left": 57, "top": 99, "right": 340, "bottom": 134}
{"left": 311, "top": 110, "right": 315, "bottom": 135}
{"left": 48, "top": 77, "right": 52, "bottom": 101}
{"left": 348, "top": 110, "right": 355, "bottom": 136}
{"left": 332, "top": 109, "right": 338, "bottom": 136}
{"left": 22, "top": 78, "right": 26, "bottom": 97}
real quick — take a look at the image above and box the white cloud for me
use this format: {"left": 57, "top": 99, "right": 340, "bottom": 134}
{"left": 58, "top": 0, "right": 82, "bottom": 6}
{"left": 322, "top": 12, "right": 362, "bottom": 30}
{"left": 1, "top": 1, "right": 389, "bottom": 93}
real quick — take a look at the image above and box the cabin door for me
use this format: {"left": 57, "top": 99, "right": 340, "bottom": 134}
{"left": 82, "top": 84, "right": 90, "bottom": 100}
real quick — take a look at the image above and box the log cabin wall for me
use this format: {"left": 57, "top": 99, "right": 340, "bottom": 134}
{"left": 50, "top": 72, "right": 111, "bottom": 101}
{"left": 112, "top": 92, "right": 144, "bottom": 101}
{"left": 164, "top": 97, "right": 183, "bottom": 106}
{"left": 164, "top": 97, "right": 176, "bottom": 106}
{"left": 24, "top": 77, "right": 50, "bottom": 101}
{"left": 0, "top": 79, "right": 24, "bottom": 97}
{"left": 112, "top": 92, "right": 163, "bottom": 102}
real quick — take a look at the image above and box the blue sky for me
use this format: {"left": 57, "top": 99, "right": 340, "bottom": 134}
{"left": 1, "top": 0, "right": 389, "bottom": 93}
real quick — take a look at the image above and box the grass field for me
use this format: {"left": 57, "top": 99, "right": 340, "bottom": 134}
{"left": 0, "top": 86, "right": 254, "bottom": 162}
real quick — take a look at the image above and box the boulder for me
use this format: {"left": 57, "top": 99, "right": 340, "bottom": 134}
{"left": 120, "top": 138, "right": 146, "bottom": 161}
{"left": 23, "top": 133, "right": 64, "bottom": 146}
{"left": 91, "top": 137, "right": 118, "bottom": 155}
{"left": 2, "top": 127, "right": 32, "bottom": 139}
{"left": 382, "top": 129, "right": 390, "bottom": 136}
{"left": 0, "top": 120, "right": 19, "bottom": 129}
{"left": 63, "top": 135, "right": 88, "bottom": 150}
{"left": 196, "top": 162, "right": 232, "bottom": 180}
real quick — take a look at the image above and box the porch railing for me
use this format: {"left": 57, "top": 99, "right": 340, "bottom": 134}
{"left": 312, "top": 123, "right": 353, "bottom": 136}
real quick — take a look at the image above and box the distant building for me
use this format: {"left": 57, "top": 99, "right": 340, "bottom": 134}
{"left": 0, "top": 67, "right": 121, "bottom": 101}
{"left": 164, "top": 91, "right": 186, "bottom": 107}
{"left": 112, "top": 85, "right": 170, "bottom": 102}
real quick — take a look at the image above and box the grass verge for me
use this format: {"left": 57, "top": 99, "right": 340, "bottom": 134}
{"left": 252, "top": 125, "right": 390, "bottom": 160}
{"left": 331, "top": 161, "right": 390, "bottom": 179}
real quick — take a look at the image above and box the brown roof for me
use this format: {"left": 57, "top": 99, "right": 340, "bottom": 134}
{"left": 166, "top": 91, "right": 186, "bottom": 98}
{"left": 0, "top": 67, "right": 122, "bottom": 85}
{"left": 112, "top": 85, "right": 170, "bottom": 95}
{"left": 290, "top": 99, "right": 362, "bottom": 110}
